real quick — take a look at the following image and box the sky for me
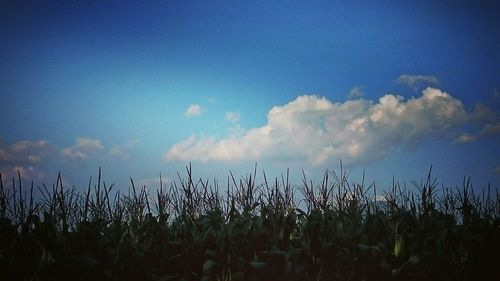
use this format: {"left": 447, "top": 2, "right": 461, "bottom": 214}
{"left": 1, "top": 0, "right": 499, "bottom": 194}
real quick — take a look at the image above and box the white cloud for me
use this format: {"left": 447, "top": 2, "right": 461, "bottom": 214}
{"left": 61, "top": 137, "right": 103, "bottom": 160}
{"left": 397, "top": 74, "right": 439, "bottom": 90}
{"left": 184, "top": 104, "right": 202, "bottom": 117}
{"left": 225, "top": 111, "right": 240, "bottom": 123}
{"left": 165, "top": 88, "right": 471, "bottom": 165}
{"left": 348, "top": 86, "right": 364, "bottom": 99}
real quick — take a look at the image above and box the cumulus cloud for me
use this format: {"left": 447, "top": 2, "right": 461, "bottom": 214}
{"left": 348, "top": 86, "right": 364, "bottom": 99}
{"left": 0, "top": 139, "right": 52, "bottom": 163}
{"left": 0, "top": 139, "right": 53, "bottom": 181}
{"left": 225, "top": 111, "right": 240, "bottom": 123}
{"left": 61, "top": 137, "right": 103, "bottom": 160}
{"left": 165, "top": 87, "right": 472, "bottom": 165}
{"left": 397, "top": 74, "right": 439, "bottom": 90}
{"left": 184, "top": 104, "right": 202, "bottom": 117}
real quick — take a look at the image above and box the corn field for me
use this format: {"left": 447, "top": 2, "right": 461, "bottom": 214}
{"left": 1, "top": 165, "right": 499, "bottom": 281}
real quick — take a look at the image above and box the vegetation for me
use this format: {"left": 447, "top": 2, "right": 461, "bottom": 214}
{"left": 1, "top": 165, "right": 499, "bottom": 281}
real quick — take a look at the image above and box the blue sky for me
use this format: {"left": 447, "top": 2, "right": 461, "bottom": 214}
{"left": 1, "top": 0, "right": 499, "bottom": 192}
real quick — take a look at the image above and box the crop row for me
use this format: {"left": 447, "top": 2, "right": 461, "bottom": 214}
{"left": 1, "top": 165, "right": 499, "bottom": 280}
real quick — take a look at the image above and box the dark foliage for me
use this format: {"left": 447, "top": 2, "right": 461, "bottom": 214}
{"left": 1, "top": 166, "right": 499, "bottom": 280}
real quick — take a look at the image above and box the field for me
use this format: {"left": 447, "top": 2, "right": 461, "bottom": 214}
{"left": 1, "top": 165, "right": 499, "bottom": 281}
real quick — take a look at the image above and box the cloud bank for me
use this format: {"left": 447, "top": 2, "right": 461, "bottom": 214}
{"left": 165, "top": 87, "right": 489, "bottom": 165}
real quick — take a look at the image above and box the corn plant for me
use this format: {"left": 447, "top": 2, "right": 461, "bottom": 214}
{"left": 0, "top": 165, "right": 498, "bottom": 281}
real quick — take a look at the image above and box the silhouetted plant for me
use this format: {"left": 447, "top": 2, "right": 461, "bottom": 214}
{"left": 0, "top": 165, "right": 498, "bottom": 281}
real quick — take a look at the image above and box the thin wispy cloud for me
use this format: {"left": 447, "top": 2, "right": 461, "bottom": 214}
{"left": 61, "top": 137, "right": 104, "bottom": 160}
{"left": 493, "top": 89, "right": 500, "bottom": 101}
{"left": 108, "top": 147, "right": 128, "bottom": 160}
{"left": 225, "top": 111, "right": 240, "bottom": 123}
{"left": 108, "top": 140, "right": 140, "bottom": 160}
{"left": 480, "top": 122, "right": 500, "bottom": 136}
{"left": 348, "top": 86, "right": 364, "bottom": 99}
{"left": 453, "top": 133, "right": 478, "bottom": 144}
{"left": 453, "top": 109, "right": 500, "bottom": 144}
{"left": 397, "top": 74, "right": 440, "bottom": 90}
{"left": 165, "top": 87, "right": 495, "bottom": 166}
{"left": 137, "top": 175, "right": 173, "bottom": 188}
{"left": 184, "top": 104, "right": 202, "bottom": 117}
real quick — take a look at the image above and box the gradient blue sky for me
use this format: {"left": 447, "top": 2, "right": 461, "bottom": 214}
{"left": 1, "top": 0, "right": 499, "bottom": 192}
